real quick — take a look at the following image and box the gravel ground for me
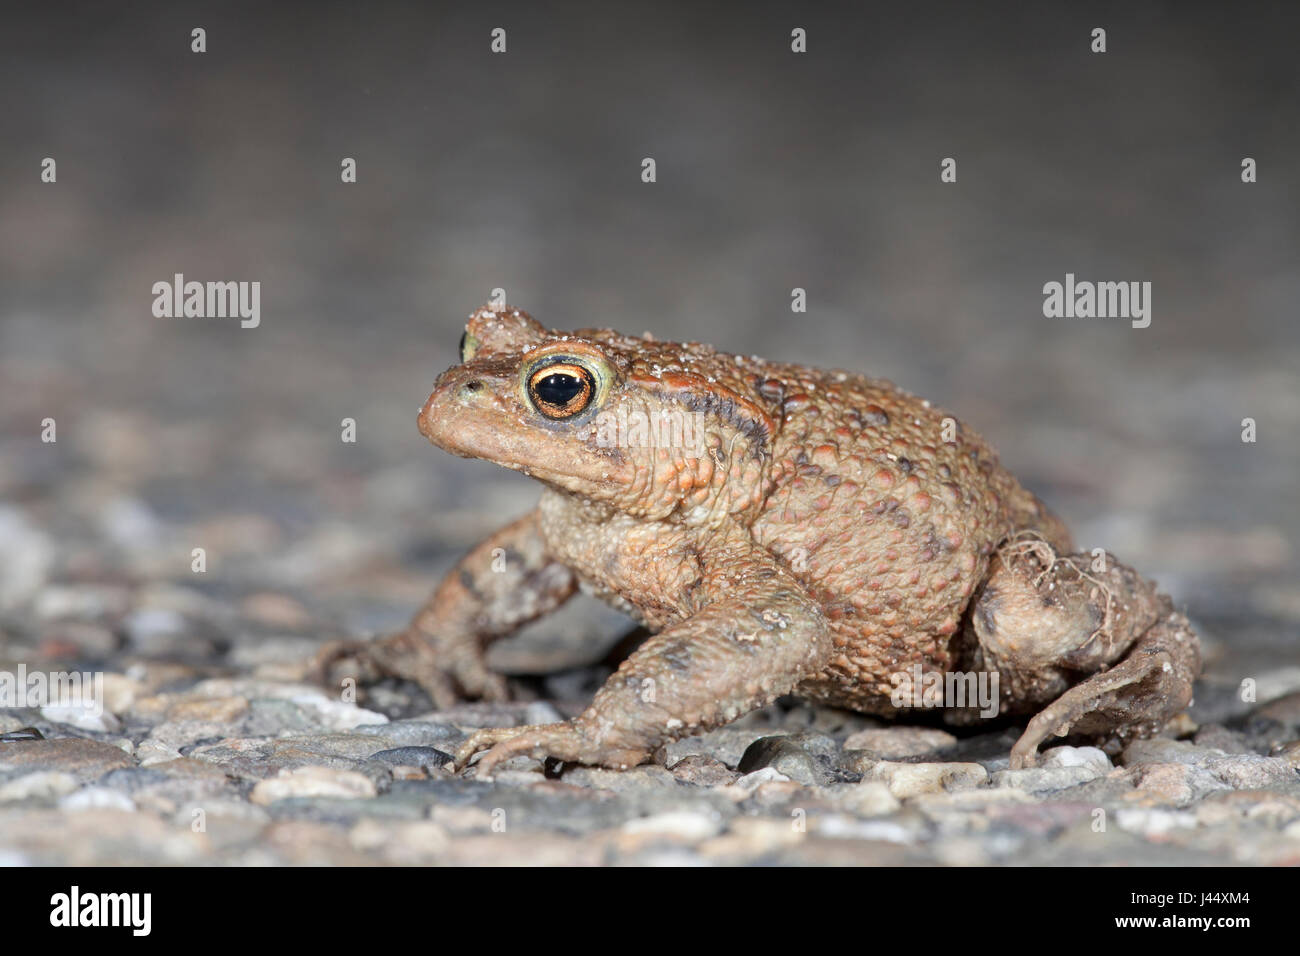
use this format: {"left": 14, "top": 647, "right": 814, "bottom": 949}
{"left": 0, "top": 639, "right": 1299, "bottom": 864}
{"left": 1, "top": 2, "right": 1298, "bottom": 865}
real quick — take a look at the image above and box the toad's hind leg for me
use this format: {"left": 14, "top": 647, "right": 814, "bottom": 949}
{"left": 967, "top": 535, "right": 1201, "bottom": 768}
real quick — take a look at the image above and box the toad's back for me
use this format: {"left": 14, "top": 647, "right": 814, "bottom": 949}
{"left": 745, "top": 363, "right": 1066, "bottom": 709}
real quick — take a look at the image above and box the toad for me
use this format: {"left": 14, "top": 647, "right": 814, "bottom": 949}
{"left": 317, "top": 305, "right": 1201, "bottom": 775}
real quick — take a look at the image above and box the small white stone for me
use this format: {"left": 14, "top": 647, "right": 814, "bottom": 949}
{"left": 40, "top": 705, "right": 122, "bottom": 734}
{"left": 250, "top": 766, "right": 378, "bottom": 805}
{"left": 288, "top": 691, "right": 388, "bottom": 730}
{"left": 0, "top": 771, "right": 80, "bottom": 801}
{"left": 734, "top": 767, "right": 792, "bottom": 791}
{"left": 869, "top": 761, "right": 988, "bottom": 798}
{"left": 59, "top": 787, "right": 137, "bottom": 812}
{"left": 1040, "top": 745, "right": 1113, "bottom": 773}
{"left": 622, "top": 811, "right": 722, "bottom": 840}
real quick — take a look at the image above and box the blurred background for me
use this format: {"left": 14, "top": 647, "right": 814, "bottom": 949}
{"left": 1, "top": 1, "right": 1297, "bottom": 702}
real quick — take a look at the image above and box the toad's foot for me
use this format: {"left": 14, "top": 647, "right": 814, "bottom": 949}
{"left": 454, "top": 720, "right": 649, "bottom": 777}
{"left": 309, "top": 509, "right": 576, "bottom": 711}
{"left": 1009, "top": 609, "right": 1200, "bottom": 768}
{"left": 969, "top": 536, "right": 1201, "bottom": 769}
{"left": 310, "top": 629, "right": 508, "bottom": 711}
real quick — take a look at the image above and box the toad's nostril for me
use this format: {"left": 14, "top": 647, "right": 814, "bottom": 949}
{"left": 461, "top": 380, "right": 484, "bottom": 394}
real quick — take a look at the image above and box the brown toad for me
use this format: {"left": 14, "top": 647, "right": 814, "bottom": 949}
{"left": 317, "top": 305, "right": 1201, "bottom": 775}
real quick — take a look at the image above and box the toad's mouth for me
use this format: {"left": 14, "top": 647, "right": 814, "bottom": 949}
{"left": 417, "top": 372, "right": 633, "bottom": 493}
{"left": 417, "top": 373, "right": 514, "bottom": 462}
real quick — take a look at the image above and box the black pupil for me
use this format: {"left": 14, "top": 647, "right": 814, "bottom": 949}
{"left": 535, "top": 372, "right": 583, "bottom": 406}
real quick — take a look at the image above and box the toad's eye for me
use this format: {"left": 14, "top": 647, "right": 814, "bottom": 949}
{"left": 527, "top": 363, "right": 596, "bottom": 419}
{"left": 459, "top": 330, "right": 479, "bottom": 363}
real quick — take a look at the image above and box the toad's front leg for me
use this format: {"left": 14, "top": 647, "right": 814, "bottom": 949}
{"left": 312, "top": 510, "right": 575, "bottom": 708}
{"left": 456, "top": 543, "right": 831, "bottom": 775}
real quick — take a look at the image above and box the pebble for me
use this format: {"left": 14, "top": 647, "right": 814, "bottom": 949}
{"left": 366, "top": 746, "right": 453, "bottom": 771}
{"left": 1120, "top": 738, "right": 1211, "bottom": 766}
{"left": 38, "top": 706, "right": 123, "bottom": 734}
{"left": 813, "top": 815, "right": 920, "bottom": 844}
{"left": 733, "top": 767, "right": 794, "bottom": 791}
{"left": 1114, "top": 807, "right": 1198, "bottom": 838}
{"left": 351, "top": 720, "right": 464, "bottom": 747}
{"left": 990, "top": 766, "right": 1100, "bottom": 793}
{"left": 1039, "top": 745, "right": 1113, "bottom": 773}
{"left": 663, "top": 727, "right": 783, "bottom": 768}
{"left": 836, "top": 749, "right": 880, "bottom": 775}
{"left": 287, "top": 694, "right": 388, "bottom": 731}
{"left": 135, "top": 740, "right": 184, "bottom": 766}
{"left": 176, "top": 679, "right": 388, "bottom": 730}
{"left": 668, "top": 755, "right": 740, "bottom": 788}
{"left": 842, "top": 727, "right": 957, "bottom": 759}
{"left": 0, "top": 739, "right": 133, "bottom": 780}
{"left": 0, "top": 771, "right": 80, "bottom": 801}
{"left": 1127, "top": 763, "right": 1203, "bottom": 805}
{"left": 166, "top": 696, "right": 250, "bottom": 723}
{"left": 1192, "top": 724, "right": 1257, "bottom": 755}
{"left": 99, "top": 674, "right": 141, "bottom": 715}
{"left": 0, "top": 725, "right": 44, "bottom": 740}
{"left": 835, "top": 781, "right": 902, "bottom": 816}
{"left": 250, "top": 767, "right": 379, "bottom": 805}
{"left": 1194, "top": 790, "right": 1300, "bottom": 827}
{"left": 1204, "top": 754, "right": 1296, "bottom": 790}
{"left": 562, "top": 764, "right": 677, "bottom": 792}
{"left": 622, "top": 810, "right": 724, "bottom": 841}
{"left": 239, "top": 699, "right": 319, "bottom": 735}
{"left": 867, "top": 761, "right": 988, "bottom": 798}
{"left": 778, "top": 731, "right": 841, "bottom": 758}
{"left": 348, "top": 819, "right": 449, "bottom": 863}
{"left": 736, "top": 736, "right": 827, "bottom": 786}
{"left": 1121, "top": 737, "right": 1295, "bottom": 791}
{"left": 907, "top": 786, "right": 1037, "bottom": 814}
{"left": 697, "top": 816, "right": 806, "bottom": 859}
{"left": 59, "top": 786, "right": 138, "bottom": 812}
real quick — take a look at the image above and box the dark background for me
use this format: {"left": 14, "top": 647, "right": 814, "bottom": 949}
{"left": 1, "top": 1, "right": 1297, "bottom": 691}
